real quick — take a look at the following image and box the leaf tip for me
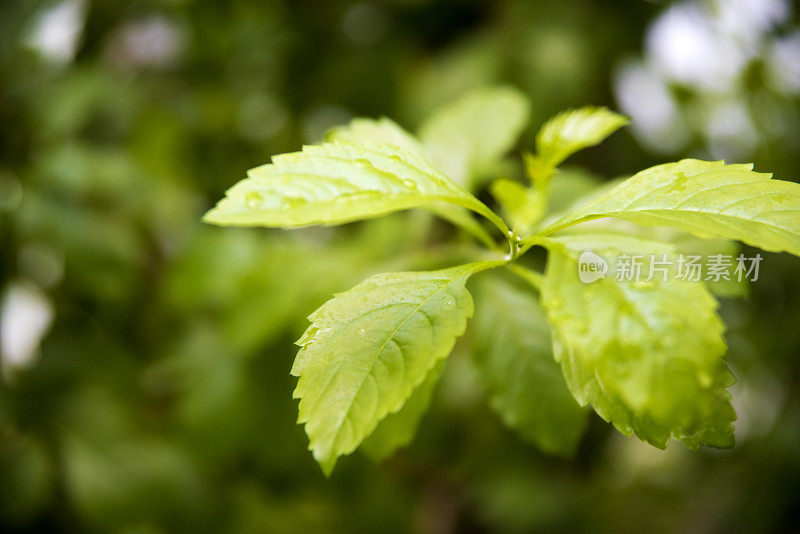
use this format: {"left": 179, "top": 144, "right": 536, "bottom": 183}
{"left": 201, "top": 207, "right": 220, "bottom": 225}
{"left": 314, "top": 450, "right": 338, "bottom": 477}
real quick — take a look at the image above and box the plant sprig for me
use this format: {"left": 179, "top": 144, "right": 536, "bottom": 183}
{"left": 205, "top": 87, "right": 800, "bottom": 474}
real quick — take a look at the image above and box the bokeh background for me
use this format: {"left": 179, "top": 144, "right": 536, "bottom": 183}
{"left": 2, "top": 0, "right": 800, "bottom": 532}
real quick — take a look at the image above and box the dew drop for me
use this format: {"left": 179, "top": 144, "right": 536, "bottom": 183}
{"left": 631, "top": 280, "right": 655, "bottom": 290}
{"left": 359, "top": 327, "right": 366, "bottom": 335}
{"left": 355, "top": 159, "right": 372, "bottom": 170}
{"left": 389, "top": 155, "right": 403, "bottom": 163}
{"left": 245, "top": 191, "right": 263, "bottom": 210}
{"left": 282, "top": 197, "right": 308, "bottom": 209}
{"left": 443, "top": 296, "right": 454, "bottom": 306}
{"left": 402, "top": 179, "right": 416, "bottom": 189}
{"left": 668, "top": 172, "right": 690, "bottom": 192}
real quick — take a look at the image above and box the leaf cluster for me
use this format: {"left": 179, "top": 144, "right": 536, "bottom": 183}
{"left": 206, "top": 88, "right": 800, "bottom": 474}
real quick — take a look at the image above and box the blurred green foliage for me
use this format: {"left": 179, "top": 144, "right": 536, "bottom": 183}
{"left": 1, "top": 0, "right": 799, "bottom": 532}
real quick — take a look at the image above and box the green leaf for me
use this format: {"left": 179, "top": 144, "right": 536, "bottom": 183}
{"left": 472, "top": 276, "right": 587, "bottom": 455}
{"left": 292, "top": 261, "right": 502, "bottom": 475}
{"left": 204, "top": 142, "right": 503, "bottom": 231}
{"left": 325, "top": 118, "right": 500, "bottom": 245}
{"left": 326, "top": 117, "right": 431, "bottom": 161}
{"left": 544, "top": 167, "right": 605, "bottom": 219}
{"left": 669, "top": 233, "right": 747, "bottom": 298}
{"left": 539, "top": 233, "right": 736, "bottom": 450}
{"left": 419, "top": 86, "right": 530, "bottom": 189}
{"left": 550, "top": 218, "right": 748, "bottom": 298}
{"left": 361, "top": 359, "right": 445, "bottom": 461}
{"left": 534, "top": 106, "right": 628, "bottom": 170}
{"left": 540, "top": 159, "right": 800, "bottom": 257}
{"left": 489, "top": 178, "right": 545, "bottom": 235}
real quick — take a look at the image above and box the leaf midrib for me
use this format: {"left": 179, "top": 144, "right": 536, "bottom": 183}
{"left": 542, "top": 173, "right": 799, "bottom": 238}
{"left": 311, "top": 276, "right": 466, "bottom": 461}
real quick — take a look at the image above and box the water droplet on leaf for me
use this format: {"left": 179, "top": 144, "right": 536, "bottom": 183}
{"left": 283, "top": 197, "right": 308, "bottom": 209}
{"left": 668, "top": 172, "right": 690, "bottom": 192}
{"left": 245, "top": 192, "right": 263, "bottom": 210}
